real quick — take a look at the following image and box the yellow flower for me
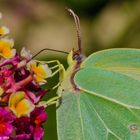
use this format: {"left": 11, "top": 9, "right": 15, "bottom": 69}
{"left": 9, "top": 91, "right": 35, "bottom": 118}
{"left": 28, "top": 61, "right": 52, "bottom": 85}
{"left": 0, "top": 38, "right": 16, "bottom": 58}
{"left": 0, "top": 26, "right": 10, "bottom": 36}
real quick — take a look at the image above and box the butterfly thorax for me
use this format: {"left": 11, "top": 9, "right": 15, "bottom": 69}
{"left": 58, "top": 50, "right": 85, "bottom": 96}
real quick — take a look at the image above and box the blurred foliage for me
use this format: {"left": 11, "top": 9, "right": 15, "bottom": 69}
{"left": 59, "top": 0, "right": 110, "bottom": 17}
{"left": 0, "top": 0, "right": 140, "bottom": 139}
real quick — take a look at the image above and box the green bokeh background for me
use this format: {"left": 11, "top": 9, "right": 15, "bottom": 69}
{"left": 0, "top": 0, "right": 140, "bottom": 139}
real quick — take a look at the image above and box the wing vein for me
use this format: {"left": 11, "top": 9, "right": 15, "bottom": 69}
{"left": 77, "top": 96, "right": 85, "bottom": 140}
{"left": 81, "top": 88, "right": 140, "bottom": 109}
{"left": 88, "top": 99, "right": 122, "bottom": 140}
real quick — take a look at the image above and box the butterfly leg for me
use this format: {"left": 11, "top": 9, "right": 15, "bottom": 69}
{"left": 38, "top": 95, "right": 62, "bottom": 108}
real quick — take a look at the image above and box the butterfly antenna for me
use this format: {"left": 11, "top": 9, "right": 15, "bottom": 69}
{"left": 32, "top": 48, "right": 68, "bottom": 59}
{"left": 66, "top": 8, "right": 82, "bottom": 53}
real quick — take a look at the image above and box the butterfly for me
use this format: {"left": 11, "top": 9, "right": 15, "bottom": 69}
{"left": 56, "top": 9, "right": 140, "bottom": 140}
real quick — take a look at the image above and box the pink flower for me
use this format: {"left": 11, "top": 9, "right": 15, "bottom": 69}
{"left": 31, "top": 107, "right": 47, "bottom": 140}
{"left": 0, "top": 48, "right": 49, "bottom": 139}
{"left": 0, "top": 107, "right": 15, "bottom": 138}
{"left": 0, "top": 17, "right": 52, "bottom": 139}
{"left": 12, "top": 107, "right": 47, "bottom": 140}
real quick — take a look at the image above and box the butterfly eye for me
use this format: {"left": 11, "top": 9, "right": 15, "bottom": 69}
{"left": 73, "top": 51, "right": 84, "bottom": 63}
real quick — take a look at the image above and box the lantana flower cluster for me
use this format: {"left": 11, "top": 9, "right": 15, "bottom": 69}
{"left": 0, "top": 15, "right": 52, "bottom": 140}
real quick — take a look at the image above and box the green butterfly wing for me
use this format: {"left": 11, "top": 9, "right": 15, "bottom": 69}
{"left": 82, "top": 48, "right": 140, "bottom": 80}
{"left": 57, "top": 48, "right": 140, "bottom": 140}
{"left": 74, "top": 68, "right": 140, "bottom": 109}
{"left": 57, "top": 89, "right": 140, "bottom": 140}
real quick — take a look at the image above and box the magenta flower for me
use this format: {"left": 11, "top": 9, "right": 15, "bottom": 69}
{"left": 0, "top": 107, "right": 15, "bottom": 139}
{"left": 0, "top": 15, "right": 56, "bottom": 140}
{"left": 11, "top": 134, "right": 31, "bottom": 140}
{"left": 12, "top": 107, "right": 47, "bottom": 140}
{"left": 30, "top": 107, "right": 47, "bottom": 140}
{"left": 0, "top": 50, "right": 49, "bottom": 140}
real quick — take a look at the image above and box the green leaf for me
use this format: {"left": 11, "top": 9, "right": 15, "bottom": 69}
{"left": 57, "top": 49, "right": 140, "bottom": 140}
{"left": 82, "top": 48, "right": 140, "bottom": 80}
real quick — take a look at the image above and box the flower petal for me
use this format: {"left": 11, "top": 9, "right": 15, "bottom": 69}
{"left": 11, "top": 134, "right": 31, "bottom": 140}
{"left": 0, "top": 26, "right": 10, "bottom": 36}
{"left": 9, "top": 91, "right": 35, "bottom": 117}
{"left": 28, "top": 61, "right": 52, "bottom": 85}
{"left": 0, "top": 136, "right": 9, "bottom": 140}
{"left": 0, "top": 38, "right": 16, "bottom": 58}
{"left": 20, "top": 47, "right": 32, "bottom": 60}
{"left": 33, "top": 126, "right": 44, "bottom": 140}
